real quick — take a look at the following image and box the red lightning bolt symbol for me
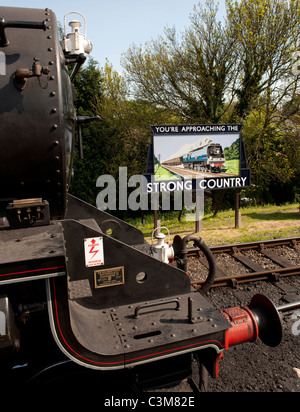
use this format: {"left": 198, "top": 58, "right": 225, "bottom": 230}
{"left": 89, "top": 245, "right": 99, "bottom": 260}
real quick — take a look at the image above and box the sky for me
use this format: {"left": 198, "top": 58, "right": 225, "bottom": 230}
{"left": 1, "top": 0, "right": 226, "bottom": 73}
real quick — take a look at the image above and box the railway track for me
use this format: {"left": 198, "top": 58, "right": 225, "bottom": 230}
{"left": 187, "top": 237, "right": 300, "bottom": 288}
{"left": 183, "top": 236, "right": 300, "bottom": 392}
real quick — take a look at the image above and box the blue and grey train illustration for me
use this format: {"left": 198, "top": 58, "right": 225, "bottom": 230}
{"left": 183, "top": 142, "right": 225, "bottom": 173}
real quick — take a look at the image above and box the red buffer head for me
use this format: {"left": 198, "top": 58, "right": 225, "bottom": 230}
{"left": 221, "top": 294, "right": 283, "bottom": 349}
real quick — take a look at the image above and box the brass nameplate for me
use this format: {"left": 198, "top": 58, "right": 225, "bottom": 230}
{"left": 94, "top": 267, "right": 125, "bottom": 289}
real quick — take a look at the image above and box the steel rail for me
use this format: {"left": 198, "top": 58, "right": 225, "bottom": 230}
{"left": 189, "top": 237, "right": 300, "bottom": 288}
{"left": 277, "top": 301, "right": 300, "bottom": 313}
{"left": 187, "top": 237, "right": 300, "bottom": 256}
{"left": 192, "top": 267, "right": 300, "bottom": 288}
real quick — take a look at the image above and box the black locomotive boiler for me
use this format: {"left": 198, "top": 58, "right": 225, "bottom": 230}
{"left": 0, "top": 6, "right": 283, "bottom": 390}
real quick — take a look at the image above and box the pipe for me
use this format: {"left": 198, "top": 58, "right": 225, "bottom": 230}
{"left": 178, "top": 234, "right": 216, "bottom": 295}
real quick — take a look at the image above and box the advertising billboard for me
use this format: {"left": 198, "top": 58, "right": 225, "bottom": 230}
{"left": 146, "top": 124, "right": 250, "bottom": 192}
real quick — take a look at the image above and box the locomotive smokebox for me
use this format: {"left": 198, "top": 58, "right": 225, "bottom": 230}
{"left": 0, "top": 7, "right": 75, "bottom": 220}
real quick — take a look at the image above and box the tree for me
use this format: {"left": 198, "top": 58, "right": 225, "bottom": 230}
{"left": 73, "top": 57, "right": 102, "bottom": 117}
{"left": 122, "top": 0, "right": 300, "bottom": 203}
{"left": 122, "top": 0, "right": 235, "bottom": 123}
{"left": 70, "top": 58, "right": 121, "bottom": 206}
{"left": 226, "top": 0, "right": 300, "bottom": 122}
{"left": 225, "top": 0, "right": 300, "bottom": 201}
{"left": 70, "top": 59, "right": 179, "bottom": 212}
{"left": 99, "top": 61, "right": 181, "bottom": 177}
{"left": 122, "top": 0, "right": 300, "bottom": 124}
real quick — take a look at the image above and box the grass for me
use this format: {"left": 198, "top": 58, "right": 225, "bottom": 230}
{"left": 155, "top": 165, "right": 181, "bottom": 181}
{"left": 125, "top": 203, "right": 300, "bottom": 246}
{"left": 223, "top": 159, "right": 240, "bottom": 175}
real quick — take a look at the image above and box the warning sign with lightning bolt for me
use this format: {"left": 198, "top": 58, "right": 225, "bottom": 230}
{"left": 84, "top": 237, "right": 104, "bottom": 268}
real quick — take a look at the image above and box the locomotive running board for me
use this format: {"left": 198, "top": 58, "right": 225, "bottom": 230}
{"left": 0, "top": 224, "right": 66, "bottom": 285}
{"left": 46, "top": 276, "right": 230, "bottom": 370}
{"left": 46, "top": 218, "right": 231, "bottom": 370}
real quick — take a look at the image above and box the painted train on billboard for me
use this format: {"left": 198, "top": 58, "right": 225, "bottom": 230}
{"left": 182, "top": 142, "right": 225, "bottom": 173}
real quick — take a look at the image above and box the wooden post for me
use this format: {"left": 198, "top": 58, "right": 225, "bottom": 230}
{"left": 154, "top": 209, "right": 158, "bottom": 230}
{"left": 235, "top": 189, "right": 241, "bottom": 228}
{"left": 194, "top": 190, "right": 203, "bottom": 233}
{"left": 153, "top": 195, "right": 159, "bottom": 230}
{"left": 195, "top": 219, "right": 202, "bottom": 233}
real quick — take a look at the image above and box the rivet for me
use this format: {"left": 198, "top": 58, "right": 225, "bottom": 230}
{"left": 50, "top": 91, "right": 56, "bottom": 97}
{"left": 49, "top": 61, "right": 54, "bottom": 65}
{"left": 52, "top": 124, "right": 58, "bottom": 130}
{"left": 50, "top": 108, "right": 57, "bottom": 113}
{"left": 50, "top": 76, "right": 55, "bottom": 81}
{"left": 48, "top": 47, "right": 53, "bottom": 52}
{"left": 47, "top": 35, "right": 52, "bottom": 39}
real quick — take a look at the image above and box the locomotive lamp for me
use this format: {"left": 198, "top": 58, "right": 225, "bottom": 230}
{"left": 62, "top": 11, "right": 92, "bottom": 56}
{"left": 151, "top": 227, "right": 175, "bottom": 264}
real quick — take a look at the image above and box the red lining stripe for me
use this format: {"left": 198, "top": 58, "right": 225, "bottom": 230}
{"left": 0, "top": 266, "right": 65, "bottom": 278}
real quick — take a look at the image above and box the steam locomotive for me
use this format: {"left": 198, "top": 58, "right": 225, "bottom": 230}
{"left": 0, "top": 6, "right": 283, "bottom": 390}
{"left": 183, "top": 143, "right": 225, "bottom": 173}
